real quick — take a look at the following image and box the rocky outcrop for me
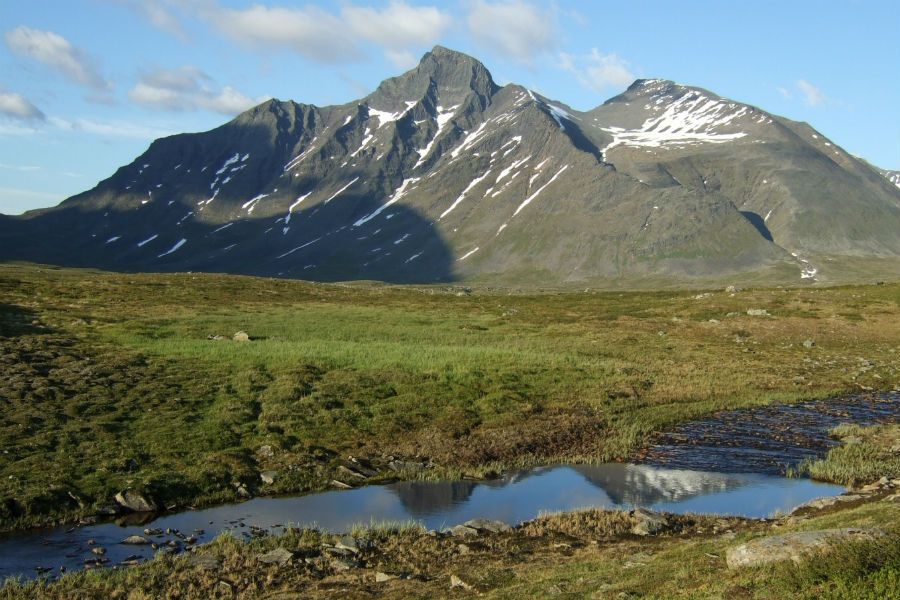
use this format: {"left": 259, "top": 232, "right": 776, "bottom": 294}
{"left": 725, "top": 528, "right": 886, "bottom": 568}
{"left": 114, "top": 489, "right": 157, "bottom": 513}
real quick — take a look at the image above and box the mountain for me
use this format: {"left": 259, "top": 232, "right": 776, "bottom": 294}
{"left": 877, "top": 167, "right": 900, "bottom": 189}
{"left": 2, "top": 46, "right": 898, "bottom": 287}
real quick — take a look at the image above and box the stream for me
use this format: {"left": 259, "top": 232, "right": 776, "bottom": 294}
{"left": 1, "top": 391, "right": 897, "bottom": 582}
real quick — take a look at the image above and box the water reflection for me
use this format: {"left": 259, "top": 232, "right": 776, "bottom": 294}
{"left": 0, "top": 463, "right": 844, "bottom": 582}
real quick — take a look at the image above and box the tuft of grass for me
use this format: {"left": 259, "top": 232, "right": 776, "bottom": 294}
{"left": 788, "top": 424, "right": 900, "bottom": 486}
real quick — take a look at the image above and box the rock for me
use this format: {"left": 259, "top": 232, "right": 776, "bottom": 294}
{"left": 232, "top": 331, "right": 250, "bottom": 342}
{"left": 121, "top": 535, "right": 152, "bottom": 545}
{"left": 330, "top": 479, "right": 353, "bottom": 489}
{"left": 694, "top": 293, "right": 714, "bottom": 299}
{"left": 186, "top": 553, "right": 220, "bottom": 571}
{"left": 726, "top": 312, "right": 741, "bottom": 317}
{"left": 708, "top": 319, "right": 720, "bottom": 324}
{"left": 331, "top": 558, "right": 362, "bottom": 571}
{"left": 114, "top": 489, "right": 157, "bottom": 513}
{"left": 726, "top": 528, "right": 886, "bottom": 568}
{"left": 803, "top": 340, "right": 816, "bottom": 348}
{"left": 725, "top": 285, "right": 741, "bottom": 293}
{"left": 388, "top": 460, "right": 425, "bottom": 473}
{"left": 463, "top": 518, "right": 513, "bottom": 533}
{"left": 337, "top": 465, "right": 366, "bottom": 480}
{"left": 882, "top": 493, "right": 900, "bottom": 502}
{"left": 631, "top": 508, "right": 668, "bottom": 536}
{"left": 789, "top": 494, "right": 866, "bottom": 514}
{"left": 450, "top": 574, "right": 476, "bottom": 591}
{"left": 257, "top": 445, "right": 274, "bottom": 458}
{"left": 258, "top": 547, "right": 293, "bottom": 566}
{"left": 375, "top": 571, "right": 397, "bottom": 583}
{"left": 448, "top": 524, "right": 478, "bottom": 537}
{"left": 234, "top": 483, "right": 251, "bottom": 498}
{"left": 206, "top": 334, "right": 223, "bottom": 340}
{"left": 336, "top": 535, "right": 373, "bottom": 553}
{"left": 260, "top": 471, "right": 278, "bottom": 485}
{"left": 746, "top": 308, "right": 770, "bottom": 316}
{"left": 91, "top": 547, "right": 106, "bottom": 555}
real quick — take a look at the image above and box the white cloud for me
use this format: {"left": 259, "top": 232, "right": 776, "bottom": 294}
{"left": 0, "top": 163, "right": 41, "bottom": 172}
{"left": 797, "top": 79, "right": 826, "bottom": 106}
{"left": 207, "top": 4, "right": 360, "bottom": 62}
{"left": 4, "top": 26, "right": 112, "bottom": 92}
{"left": 198, "top": 1, "right": 452, "bottom": 66}
{"left": 47, "top": 115, "right": 176, "bottom": 139}
{"left": 0, "top": 90, "right": 45, "bottom": 121}
{"left": 128, "top": 66, "right": 269, "bottom": 115}
{"left": 560, "top": 49, "right": 636, "bottom": 94}
{"left": 776, "top": 86, "right": 792, "bottom": 100}
{"left": 110, "top": 0, "right": 188, "bottom": 40}
{"left": 343, "top": 1, "right": 453, "bottom": 50}
{"left": 466, "top": 0, "right": 556, "bottom": 66}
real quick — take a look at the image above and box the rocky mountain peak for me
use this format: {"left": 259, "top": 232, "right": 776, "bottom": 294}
{"left": 1, "top": 47, "right": 897, "bottom": 288}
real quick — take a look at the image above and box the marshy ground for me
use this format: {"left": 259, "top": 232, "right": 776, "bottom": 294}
{"left": 1, "top": 262, "right": 898, "bottom": 597}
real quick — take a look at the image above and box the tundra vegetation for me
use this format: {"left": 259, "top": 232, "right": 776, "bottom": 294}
{"left": 1, "top": 263, "right": 897, "bottom": 532}
{"left": 1, "top": 263, "right": 899, "bottom": 597}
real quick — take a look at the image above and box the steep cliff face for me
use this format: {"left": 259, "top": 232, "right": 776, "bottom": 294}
{"left": 2, "top": 47, "right": 898, "bottom": 287}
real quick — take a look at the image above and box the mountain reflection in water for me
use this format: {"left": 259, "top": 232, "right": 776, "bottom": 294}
{"left": 0, "top": 463, "right": 843, "bottom": 583}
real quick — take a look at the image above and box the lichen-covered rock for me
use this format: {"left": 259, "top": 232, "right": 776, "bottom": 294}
{"left": 726, "top": 528, "right": 886, "bottom": 568}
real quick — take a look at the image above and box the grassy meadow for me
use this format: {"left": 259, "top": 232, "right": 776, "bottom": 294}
{"left": 1, "top": 262, "right": 898, "bottom": 530}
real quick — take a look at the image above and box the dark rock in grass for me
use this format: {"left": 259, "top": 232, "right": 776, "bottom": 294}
{"left": 258, "top": 547, "right": 294, "bottom": 566}
{"left": 332, "top": 558, "right": 363, "bottom": 571}
{"left": 388, "top": 460, "right": 425, "bottom": 473}
{"left": 630, "top": 508, "right": 668, "bottom": 536}
{"left": 121, "top": 534, "right": 152, "bottom": 545}
{"left": 114, "top": 489, "right": 157, "bottom": 513}
{"left": 725, "top": 528, "right": 886, "bottom": 568}
{"left": 463, "top": 518, "right": 513, "bottom": 533}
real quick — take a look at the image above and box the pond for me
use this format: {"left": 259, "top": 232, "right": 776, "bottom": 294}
{"left": 0, "top": 463, "right": 843, "bottom": 581}
{"left": 2, "top": 390, "right": 897, "bottom": 582}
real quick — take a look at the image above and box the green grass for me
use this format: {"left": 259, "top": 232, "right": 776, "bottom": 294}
{"left": 1, "top": 263, "right": 898, "bottom": 530}
{"left": 788, "top": 424, "right": 900, "bottom": 486}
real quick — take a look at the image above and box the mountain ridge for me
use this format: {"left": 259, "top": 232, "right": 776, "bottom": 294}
{"left": 2, "top": 46, "right": 898, "bottom": 287}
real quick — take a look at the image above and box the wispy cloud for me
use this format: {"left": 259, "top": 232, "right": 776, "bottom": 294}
{"left": 560, "top": 49, "right": 636, "bottom": 94}
{"left": 4, "top": 26, "right": 113, "bottom": 94}
{"left": 0, "top": 89, "right": 46, "bottom": 121}
{"left": 465, "top": 0, "right": 557, "bottom": 66}
{"left": 109, "top": 0, "right": 188, "bottom": 41}
{"left": 128, "top": 65, "right": 269, "bottom": 115}
{"left": 164, "top": 1, "right": 453, "bottom": 66}
{"left": 797, "top": 79, "right": 826, "bottom": 107}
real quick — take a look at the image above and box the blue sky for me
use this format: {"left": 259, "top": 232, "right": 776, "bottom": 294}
{"left": 1, "top": 0, "right": 898, "bottom": 214}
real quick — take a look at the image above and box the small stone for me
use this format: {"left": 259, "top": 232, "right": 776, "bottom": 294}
{"left": 232, "top": 331, "right": 250, "bottom": 342}
{"left": 457, "top": 543, "right": 470, "bottom": 554}
{"left": 330, "top": 479, "right": 353, "bottom": 489}
{"left": 260, "top": 471, "right": 278, "bottom": 485}
{"left": 121, "top": 535, "right": 152, "bottom": 545}
{"left": 803, "top": 340, "right": 815, "bottom": 348}
{"left": 257, "top": 445, "right": 274, "bottom": 458}
{"left": 114, "top": 489, "right": 157, "bottom": 513}
{"left": 331, "top": 558, "right": 362, "bottom": 571}
{"left": 91, "top": 547, "right": 106, "bottom": 555}
{"left": 375, "top": 571, "right": 397, "bottom": 583}
{"left": 448, "top": 524, "right": 478, "bottom": 537}
{"left": 747, "top": 308, "right": 770, "bottom": 316}
{"left": 388, "top": 460, "right": 425, "bottom": 473}
{"left": 463, "top": 518, "right": 513, "bottom": 533}
{"left": 258, "top": 547, "right": 293, "bottom": 566}
{"left": 631, "top": 508, "right": 668, "bottom": 536}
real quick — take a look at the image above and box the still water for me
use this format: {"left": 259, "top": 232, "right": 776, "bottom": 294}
{"left": 0, "top": 463, "right": 843, "bottom": 581}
